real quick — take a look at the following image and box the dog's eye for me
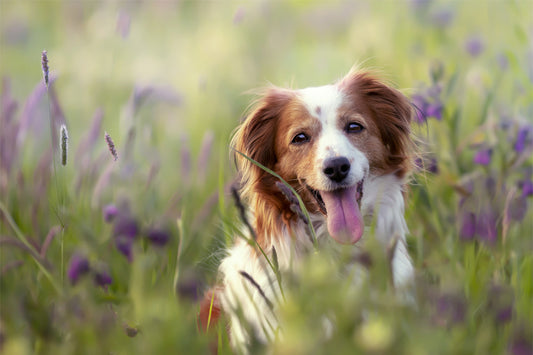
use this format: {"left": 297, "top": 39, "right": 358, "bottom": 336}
{"left": 291, "top": 133, "right": 310, "bottom": 145}
{"left": 345, "top": 122, "right": 364, "bottom": 134}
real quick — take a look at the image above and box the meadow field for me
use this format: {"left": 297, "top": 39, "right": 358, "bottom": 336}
{"left": 1, "top": 0, "right": 532, "bottom": 353}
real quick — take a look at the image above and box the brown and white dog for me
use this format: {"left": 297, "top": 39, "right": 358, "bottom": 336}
{"left": 199, "top": 69, "right": 415, "bottom": 352}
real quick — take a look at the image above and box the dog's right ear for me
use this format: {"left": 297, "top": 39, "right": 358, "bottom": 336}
{"left": 231, "top": 88, "right": 294, "bottom": 190}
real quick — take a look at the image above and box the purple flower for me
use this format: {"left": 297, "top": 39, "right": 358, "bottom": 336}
{"left": 487, "top": 284, "right": 514, "bottom": 324}
{"left": 428, "top": 158, "right": 439, "bottom": 174}
{"left": 412, "top": 94, "right": 428, "bottom": 123}
{"left": 146, "top": 228, "right": 170, "bottom": 247}
{"left": 94, "top": 269, "right": 113, "bottom": 288}
{"left": 67, "top": 253, "right": 90, "bottom": 285}
{"left": 459, "top": 211, "right": 476, "bottom": 241}
{"left": 103, "top": 204, "right": 119, "bottom": 223}
{"left": 465, "top": 35, "right": 485, "bottom": 57}
{"left": 412, "top": 84, "right": 444, "bottom": 123}
{"left": 115, "top": 235, "right": 133, "bottom": 262}
{"left": 176, "top": 273, "right": 203, "bottom": 302}
{"left": 113, "top": 215, "right": 139, "bottom": 239}
{"left": 473, "top": 148, "right": 492, "bottom": 165}
{"left": 475, "top": 210, "right": 498, "bottom": 244}
{"left": 508, "top": 327, "right": 532, "bottom": 355}
{"left": 432, "top": 292, "right": 467, "bottom": 327}
{"left": 514, "top": 125, "right": 531, "bottom": 153}
{"left": 431, "top": 9, "right": 454, "bottom": 28}
{"left": 497, "top": 53, "right": 509, "bottom": 71}
{"left": 521, "top": 180, "right": 533, "bottom": 197}
{"left": 426, "top": 102, "right": 443, "bottom": 120}
{"left": 507, "top": 195, "right": 528, "bottom": 222}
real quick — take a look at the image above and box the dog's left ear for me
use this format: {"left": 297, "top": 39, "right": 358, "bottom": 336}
{"left": 341, "top": 71, "right": 414, "bottom": 177}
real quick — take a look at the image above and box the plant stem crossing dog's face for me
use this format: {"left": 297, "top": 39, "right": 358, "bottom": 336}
{"left": 233, "top": 71, "right": 412, "bottom": 247}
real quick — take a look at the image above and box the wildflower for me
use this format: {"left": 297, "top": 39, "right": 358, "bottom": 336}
{"left": 115, "top": 235, "right": 133, "bottom": 262}
{"left": 112, "top": 214, "right": 139, "bottom": 262}
{"left": 176, "top": 272, "right": 203, "bottom": 302}
{"left": 465, "top": 35, "right": 485, "bottom": 57}
{"left": 508, "top": 326, "right": 532, "bottom": 355}
{"left": 497, "top": 53, "right": 509, "bottom": 71}
{"left": 475, "top": 210, "right": 498, "bottom": 244}
{"left": 233, "top": 7, "right": 245, "bottom": 24}
{"left": 104, "top": 131, "right": 118, "bottom": 161}
{"left": 514, "top": 125, "right": 531, "bottom": 153}
{"left": 60, "top": 124, "right": 68, "bottom": 166}
{"left": 507, "top": 195, "right": 527, "bottom": 222}
{"left": 459, "top": 211, "right": 476, "bottom": 241}
{"left": 113, "top": 215, "right": 139, "bottom": 239}
{"left": 67, "top": 253, "right": 90, "bottom": 285}
{"left": 432, "top": 292, "right": 467, "bottom": 327}
{"left": 487, "top": 284, "right": 514, "bottom": 324}
{"left": 520, "top": 180, "right": 533, "bottom": 197}
{"left": 116, "top": 11, "right": 131, "bottom": 39}
{"left": 93, "top": 269, "right": 113, "bottom": 288}
{"left": 473, "top": 148, "right": 492, "bottom": 165}
{"left": 146, "top": 228, "right": 170, "bottom": 247}
{"left": 41, "top": 50, "right": 49, "bottom": 87}
{"left": 411, "top": 84, "right": 443, "bottom": 123}
{"left": 103, "top": 204, "right": 119, "bottom": 223}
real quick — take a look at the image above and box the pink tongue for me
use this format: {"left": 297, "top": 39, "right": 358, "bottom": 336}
{"left": 320, "top": 185, "right": 363, "bottom": 244}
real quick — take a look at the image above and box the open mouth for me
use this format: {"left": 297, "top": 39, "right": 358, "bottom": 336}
{"left": 307, "top": 179, "right": 364, "bottom": 215}
{"left": 306, "top": 180, "right": 365, "bottom": 244}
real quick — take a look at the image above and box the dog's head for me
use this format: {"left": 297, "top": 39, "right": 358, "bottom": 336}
{"left": 232, "top": 70, "right": 413, "bottom": 246}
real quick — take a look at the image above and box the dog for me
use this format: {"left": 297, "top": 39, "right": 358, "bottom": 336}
{"left": 199, "top": 69, "right": 415, "bottom": 353}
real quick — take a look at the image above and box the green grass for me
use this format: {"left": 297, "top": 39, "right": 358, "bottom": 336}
{"left": 1, "top": 1, "right": 532, "bottom": 354}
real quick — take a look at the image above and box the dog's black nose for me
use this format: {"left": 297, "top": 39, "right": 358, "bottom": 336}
{"left": 323, "top": 157, "right": 350, "bottom": 183}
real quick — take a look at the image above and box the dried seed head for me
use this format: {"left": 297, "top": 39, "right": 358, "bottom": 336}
{"left": 60, "top": 124, "right": 68, "bottom": 166}
{"left": 41, "top": 50, "right": 49, "bottom": 87}
{"left": 104, "top": 131, "right": 118, "bottom": 161}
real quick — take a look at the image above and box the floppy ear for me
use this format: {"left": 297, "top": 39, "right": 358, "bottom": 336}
{"left": 342, "top": 71, "right": 414, "bottom": 177}
{"left": 231, "top": 88, "right": 295, "bottom": 246}
{"left": 231, "top": 88, "right": 294, "bottom": 196}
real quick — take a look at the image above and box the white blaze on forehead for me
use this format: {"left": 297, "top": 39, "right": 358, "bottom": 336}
{"left": 298, "top": 85, "right": 343, "bottom": 123}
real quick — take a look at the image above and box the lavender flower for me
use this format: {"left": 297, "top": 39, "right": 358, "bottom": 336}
{"left": 473, "top": 148, "right": 492, "bottom": 165}
{"left": 465, "top": 35, "right": 485, "bottom": 57}
{"left": 176, "top": 272, "right": 203, "bottom": 302}
{"left": 60, "top": 124, "right": 68, "bottom": 166}
{"left": 115, "top": 235, "right": 133, "bottom": 262}
{"left": 412, "top": 84, "right": 443, "bottom": 123}
{"left": 233, "top": 7, "right": 246, "bottom": 24}
{"left": 104, "top": 131, "right": 118, "bottom": 161}
{"left": 475, "top": 210, "right": 498, "bottom": 244}
{"left": 508, "top": 326, "right": 532, "bottom": 355}
{"left": 146, "top": 228, "right": 170, "bottom": 247}
{"left": 116, "top": 11, "right": 131, "bottom": 39}
{"left": 113, "top": 215, "right": 139, "bottom": 239}
{"left": 507, "top": 195, "right": 528, "bottom": 222}
{"left": 93, "top": 269, "right": 113, "bottom": 288}
{"left": 432, "top": 292, "right": 467, "bottom": 327}
{"left": 103, "top": 204, "right": 119, "bottom": 223}
{"left": 521, "top": 180, "right": 533, "bottom": 197}
{"left": 67, "top": 253, "right": 90, "bottom": 285}
{"left": 112, "top": 214, "right": 138, "bottom": 261}
{"left": 487, "top": 284, "right": 514, "bottom": 324}
{"left": 514, "top": 125, "right": 531, "bottom": 153}
{"left": 459, "top": 211, "right": 476, "bottom": 241}
{"left": 41, "top": 50, "right": 49, "bottom": 87}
